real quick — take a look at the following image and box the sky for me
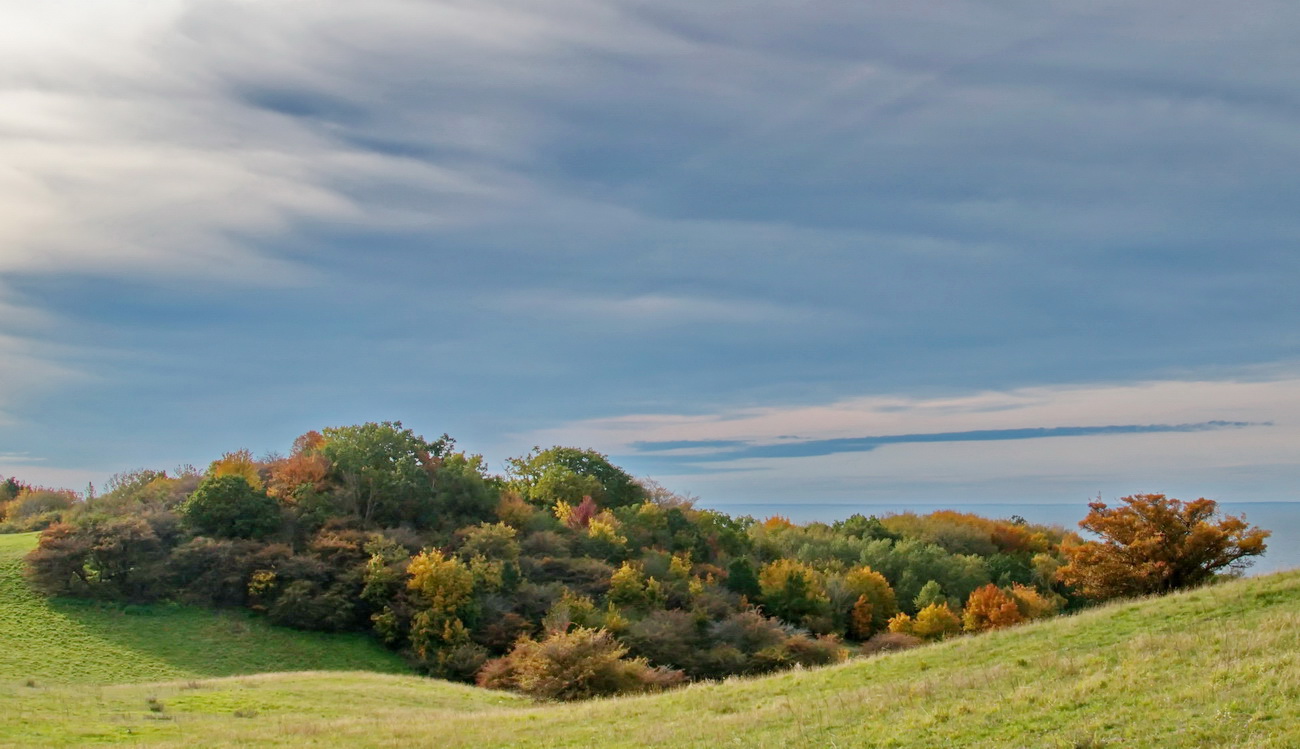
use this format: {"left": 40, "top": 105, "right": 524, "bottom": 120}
{"left": 2, "top": 0, "right": 1299, "bottom": 509}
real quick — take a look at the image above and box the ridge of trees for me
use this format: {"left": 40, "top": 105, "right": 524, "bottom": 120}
{"left": 5, "top": 423, "right": 1270, "bottom": 700}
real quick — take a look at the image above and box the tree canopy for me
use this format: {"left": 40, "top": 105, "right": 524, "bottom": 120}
{"left": 1056, "top": 493, "right": 1269, "bottom": 599}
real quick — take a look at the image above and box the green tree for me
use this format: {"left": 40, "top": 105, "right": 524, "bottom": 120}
{"left": 725, "top": 557, "right": 762, "bottom": 599}
{"left": 913, "top": 580, "right": 947, "bottom": 611}
{"left": 318, "top": 421, "right": 451, "bottom": 527}
{"left": 507, "top": 447, "right": 646, "bottom": 509}
{"left": 180, "top": 475, "right": 280, "bottom": 539}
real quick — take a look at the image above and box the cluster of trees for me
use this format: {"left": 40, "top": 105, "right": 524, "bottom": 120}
{"left": 0, "top": 477, "right": 78, "bottom": 533}
{"left": 15, "top": 424, "right": 1270, "bottom": 700}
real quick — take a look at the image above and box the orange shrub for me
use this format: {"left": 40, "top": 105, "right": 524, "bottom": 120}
{"left": 962, "top": 584, "right": 1023, "bottom": 632}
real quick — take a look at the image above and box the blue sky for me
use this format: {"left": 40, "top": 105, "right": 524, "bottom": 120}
{"left": 2, "top": 1, "right": 1299, "bottom": 508}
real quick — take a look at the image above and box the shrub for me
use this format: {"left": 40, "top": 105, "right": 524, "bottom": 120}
{"left": 624, "top": 609, "right": 705, "bottom": 673}
{"left": 27, "top": 517, "right": 171, "bottom": 601}
{"left": 860, "top": 631, "right": 923, "bottom": 655}
{"left": 912, "top": 602, "right": 962, "bottom": 639}
{"left": 4, "top": 488, "right": 77, "bottom": 521}
{"left": 267, "top": 579, "right": 358, "bottom": 631}
{"left": 476, "top": 627, "right": 683, "bottom": 700}
{"left": 887, "top": 607, "right": 962, "bottom": 641}
{"left": 167, "top": 537, "right": 285, "bottom": 607}
{"left": 1008, "top": 583, "right": 1060, "bottom": 620}
{"left": 962, "top": 584, "right": 1024, "bottom": 632}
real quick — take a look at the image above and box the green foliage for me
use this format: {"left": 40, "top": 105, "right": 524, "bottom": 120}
{"left": 725, "top": 556, "right": 761, "bottom": 599}
{"left": 507, "top": 447, "right": 646, "bottom": 509}
{"left": 759, "top": 559, "right": 831, "bottom": 630}
{"left": 180, "top": 475, "right": 281, "bottom": 540}
{"left": 0, "top": 533, "right": 408, "bottom": 687}
{"left": 319, "top": 421, "right": 449, "bottom": 527}
{"left": 912, "top": 580, "right": 947, "bottom": 611}
{"left": 832, "top": 513, "right": 900, "bottom": 541}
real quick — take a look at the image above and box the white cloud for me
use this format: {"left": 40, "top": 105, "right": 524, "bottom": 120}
{"left": 516, "top": 372, "right": 1300, "bottom": 503}
{"left": 523, "top": 374, "right": 1300, "bottom": 449}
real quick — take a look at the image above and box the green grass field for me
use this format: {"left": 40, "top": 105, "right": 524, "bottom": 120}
{"left": 0, "top": 533, "right": 409, "bottom": 685}
{"left": 2, "top": 530, "right": 1297, "bottom": 747}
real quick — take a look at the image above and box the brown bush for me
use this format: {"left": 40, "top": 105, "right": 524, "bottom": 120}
{"left": 476, "top": 626, "right": 684, "bottom": 701}
{"left": 859, "top": 631, "right": 923, "bottom": 655}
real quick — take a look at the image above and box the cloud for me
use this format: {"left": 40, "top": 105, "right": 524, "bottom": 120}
{"left": 632, "top": 421, "right": 1263, "bottom": 461}
{"left": 513, "top": 374, "right": 1300, "bottom": 503}
{"left": 4, "top": 1, "right": 1300, "bottom": 501}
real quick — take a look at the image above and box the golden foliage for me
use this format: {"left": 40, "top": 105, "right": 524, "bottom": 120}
{"left": 962, "top": 584, "right": 1023, "bottom": 632}
{"left": 207, "top": 449, "right": 263, "bottom": 492}
{"left": 1057, "top": 494, "right": 1270, "bottom": 600}
{"left": 407, "top": 550, "right": 475, "bottom": 657}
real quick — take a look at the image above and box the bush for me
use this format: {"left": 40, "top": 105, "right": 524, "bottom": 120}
{"left": 889, "top": 602, "right": 962, "bottom": 641}
{"left": 27, "top": 517, "right": 171, "bottom": 602}
{"left": 860, "top": 631, "right": 923, "bottom": 655}
{"left": 4, "top": 489, "right": 77, "bottom": 521}
{"left": 962, "top": 584, "right": 1024, "bottom": 632}
{"left": 624, "top": 609, "right": 705, "bottom": 673}
{"left": 268, "top": 580, "right": 358, "bottom": 631}
{"left": 476, "top": 626, "right": 684, "bottom": 700}
{"left": 167, "top": 537, "right": 285, "bottom": 607}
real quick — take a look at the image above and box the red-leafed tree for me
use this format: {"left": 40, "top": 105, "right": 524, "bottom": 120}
{"left": 1057, "top": 493, "right": 1269, "bottom": 600}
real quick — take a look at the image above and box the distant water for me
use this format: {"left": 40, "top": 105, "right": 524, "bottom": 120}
{"left": 701, "top": 501, "right": 1300, "bottom": 577}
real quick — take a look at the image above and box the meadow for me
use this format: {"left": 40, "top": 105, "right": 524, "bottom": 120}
{"left": 0, "top": 533, "right": 408, "bottom": 686}
{"left": 2, "top": 529, "right": 1296, "bottom": 747}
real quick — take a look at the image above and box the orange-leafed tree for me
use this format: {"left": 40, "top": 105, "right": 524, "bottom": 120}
{"left": 962, "top": 583, "right": 1023, "bottom": 632}
{"left": 1057, "top": 494, "right": 1270, "bottom": 600}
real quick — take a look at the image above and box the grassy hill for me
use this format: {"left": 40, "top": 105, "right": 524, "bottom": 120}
{"left": 0, "top": 533, "right": 410, "bottom": 685}
{"left": 2, "top": 530, "right": 1297, "bottom": 747}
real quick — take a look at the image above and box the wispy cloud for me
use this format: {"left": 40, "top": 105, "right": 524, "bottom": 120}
{"left": 4, "top": 1, "right": 1300, "bottom": 504}
{"left": 513, "top": 375, "right": 1300, "bottom": 502}
{"left": 632, "top": 421, "right": 1263, "bottom": 462}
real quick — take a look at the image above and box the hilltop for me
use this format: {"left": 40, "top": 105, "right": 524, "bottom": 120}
{"left": 2, "top": 521, "right": 1295, "bottom": 746}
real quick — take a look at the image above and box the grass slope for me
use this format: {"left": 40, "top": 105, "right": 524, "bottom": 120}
{"left": 0, "top": 533, "right": 410, "bottom": 685}
{"left": 2, "top": 528, "right": 1297, "bottom": 747}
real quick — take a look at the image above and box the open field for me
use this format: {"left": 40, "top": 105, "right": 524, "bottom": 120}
{"left": 0, "top": 533, "right": 409, "bottom": 686}
{"left": 2, "top": 529, "right": 1297, "bottom": 747}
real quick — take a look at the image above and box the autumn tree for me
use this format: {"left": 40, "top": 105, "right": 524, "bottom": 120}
{"left": 1057, "top": 494, "right": 1270, "bottom": 600}
{"left": 266, "top": 434, "right": 331, "bottom": 502}
{"left": 208, "top": 449, "right": 264, "bottom": 491}
{"left": 840, "top": 566, "right": 898, "bottom": 636}
{"left": 759, "top": 558, "right": 830, "bottom": 628}
{"left": 962, "top": 584, "right": 1023, "bottom": 632}
{"left": 406, "top": 549, "right": 475, "bottom": 659}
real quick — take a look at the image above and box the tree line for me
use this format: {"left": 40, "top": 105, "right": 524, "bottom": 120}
{"left": 5, "top": 421, "right": 1269, "bottom": 700}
